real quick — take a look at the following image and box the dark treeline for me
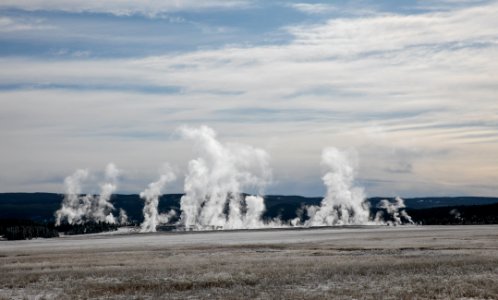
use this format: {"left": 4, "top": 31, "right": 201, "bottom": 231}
{"left": 0, "top": 219, "right": 59, "bottom": 240}
{"left": 56, "top": 221, "right": 119, "bottom": 235}
{"left": 2, "top": 193, "right": 498, "bottom": 223}
{"left": 1, "top": 194, "right": 498, "bottom": 240}
{"left": 407, "top": 202, "right": 498, "bottom": 225}
{"left": 4, "top": 225, "right": 59, "bottom": 240}
{"left": 0, "top": 219, "right": 122, "bottom": 240}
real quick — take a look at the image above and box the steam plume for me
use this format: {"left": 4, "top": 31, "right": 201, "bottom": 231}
{"left": 374, "top": 197, "right": 414, "bottom": 225}
{"left": 94, "top": 163, "right": 120, "bottom": 224}
{"left": 118, "top": 208, "right": 129, "bottom": 225}
{"left": 178, "top": 125, "right": 271, "bottom": 230}
{"left": 304, "top": 147, "right": 371, "bottom": 226}
{"left": 55, "top": 163, "right": 122, "bottom": 225}
{"left": 450, "top": 208, "right": 462, "bottom": 221}
{"left": 55, "top": 169, "right": 90, "bottom": 225}
{"left": 54, "top": 130, "right": 414, "bottom": 231}
{"left": 140, "top": 166, "right": 176, "bottom": 232}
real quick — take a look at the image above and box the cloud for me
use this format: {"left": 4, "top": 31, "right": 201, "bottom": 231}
{"left": 0, "top": 16, "right": 54, "bottom": 32}
{"left": 3, "top": 2, "right": 497, "bottom": 110}
{"left": 0, "top": 0, "right": 253, "bottom": 17}
{"left": 414, "top": 0, "right": 492, "bottom": 11}
{"left": 287, "top": 3, "right": 498, "bottom": 57}
{"left": 289, "top": 3, "right": 336, "bottom": 14}
{"left": 1, "top": 1, "right": 498, "bottom": 196}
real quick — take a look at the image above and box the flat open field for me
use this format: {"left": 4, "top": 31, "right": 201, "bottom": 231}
{"left": 1, "top": 225, "right": 497, "bottom": 299}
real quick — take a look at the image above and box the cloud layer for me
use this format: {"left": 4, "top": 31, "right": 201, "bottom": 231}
{"left": 0, "top": 0, "right": 251, "bottom": 17}
{"left": 1, "top": 1, "right": 497, "bottom": 197}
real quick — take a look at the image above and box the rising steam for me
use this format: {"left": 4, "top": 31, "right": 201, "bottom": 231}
{"left": 140, "top": 165, "right": 177, "bottom": 232}
{"left": 301, "top": 147, "right": 370, "bottom": 226}
{"left": 178, "top": 125, "right": 271, "bottom": 230}
{"left": 374, "top": 197, "right": 414, "bottom": 225}
{"left": 55, "top": 126, "right": 413, "bottom": 231}
{"left": 292, "top": 147, "right": 413, "bottom": 227}
{"left": 55, "top": 163, "right": 126, "bottom": 225}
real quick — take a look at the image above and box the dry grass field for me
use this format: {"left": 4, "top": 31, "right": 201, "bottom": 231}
{"left": 1, "top": 225, "right": 497, "bottom": 299}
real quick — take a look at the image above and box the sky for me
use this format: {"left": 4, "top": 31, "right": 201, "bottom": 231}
{"left": 0, "top": 0, "right": 497, "bottom": 197}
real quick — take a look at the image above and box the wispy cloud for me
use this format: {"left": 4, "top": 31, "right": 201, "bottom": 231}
{"left": 288, "top": 3, "right": 336, "bottom": 14}
{"left": 0, "top": 16, "right": 54, "bottom": 32}
{"left": 0, "top": 0, "right": 253, "bottom": 17}
{"left": 1, "top": 1, "right": 497, "bottom": 196}
{"left": 414, "top": 0, "right": 492, "bottom": 11}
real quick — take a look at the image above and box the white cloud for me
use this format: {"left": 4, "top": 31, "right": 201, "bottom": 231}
{"left": 289, "top": 3, "right": 336, "bottom": 14}
{"left": 0, "top": 16, "right": 54, "bottom": 32}
{"left": 287, "top": 3, "right": 498, "bottom": 56}
{"left": 0, "top": 0, "right": 252, "bottom": 17}
{"left": 1, "top": 2, "right": 498, "bottom": 195}
{"left": 415, "top": 0, "right": 491, "bottom": 11}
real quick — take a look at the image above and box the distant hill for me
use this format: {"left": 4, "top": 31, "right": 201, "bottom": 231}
{"left": 369, "top": 197, "right": 498, "bottom": 209}
{"left": 407, "top": 202, "right": 498, "bottom": 225}
{"left": 1, "top": 193, "right": 497, "bottom": 223}
{"left": 0, "top": 193, "right": 183, "bottom": 223}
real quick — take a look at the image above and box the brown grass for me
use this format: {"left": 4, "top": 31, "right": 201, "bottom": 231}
{"left": 1, "top": 228, "right": 497, "bottom": 299}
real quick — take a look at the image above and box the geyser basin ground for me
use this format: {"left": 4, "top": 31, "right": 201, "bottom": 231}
{"left": 1, "top": 225, "right": 497, "bottom": 299}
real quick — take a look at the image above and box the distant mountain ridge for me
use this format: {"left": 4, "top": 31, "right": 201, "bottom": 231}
{"left": 1, "top": 193, "right": 497, "bottom": 223}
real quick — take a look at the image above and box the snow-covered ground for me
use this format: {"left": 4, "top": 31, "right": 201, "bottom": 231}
{"left": 2, "top": 225, "right": 497, "bottom": 253}
{"left": 1, "top": 225, "right": 497, "bottom": 299}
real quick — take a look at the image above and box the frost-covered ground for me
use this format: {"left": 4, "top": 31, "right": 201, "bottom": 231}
{"left": 1, "top": 225, "right": 497, "bottom": 299}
